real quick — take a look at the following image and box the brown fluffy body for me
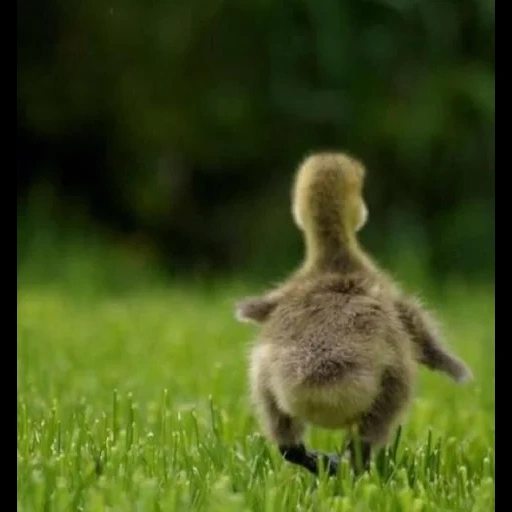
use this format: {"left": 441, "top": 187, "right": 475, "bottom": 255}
{"left": 236, "top": 152, "right": 472, "bottom": 475}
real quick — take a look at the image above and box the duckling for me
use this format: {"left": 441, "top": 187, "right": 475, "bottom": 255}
{"left": 237, "top": 152, "right": 472, "bottom": 476}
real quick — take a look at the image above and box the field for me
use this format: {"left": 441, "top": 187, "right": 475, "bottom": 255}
{"left": 17, "top": 252, "right": 495, "bottom": 511}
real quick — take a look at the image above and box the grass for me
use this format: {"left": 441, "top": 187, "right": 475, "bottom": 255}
{"left": 17, "top": 250, "right": 494, "bottom": 511}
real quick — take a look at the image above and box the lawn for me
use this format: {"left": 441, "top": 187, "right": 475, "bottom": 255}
{"left": 17, "top": 259, "right": 494, "bottom": 511}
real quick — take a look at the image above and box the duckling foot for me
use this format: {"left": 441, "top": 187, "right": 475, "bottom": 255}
{"left": 279, "top": 443, "right": 340, "bottom": 477}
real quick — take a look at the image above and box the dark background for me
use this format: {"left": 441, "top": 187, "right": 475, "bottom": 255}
{"left": 17, "top": 0, "right": 495, "bottom": 285}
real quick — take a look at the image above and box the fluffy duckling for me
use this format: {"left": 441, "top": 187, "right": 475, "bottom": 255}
{"left": 236, "top": 152, "right": 472, "bottom": 476}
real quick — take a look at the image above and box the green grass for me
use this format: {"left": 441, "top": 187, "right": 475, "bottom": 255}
{"left": 17, "top": 262, "right": 494, "bottom": 511}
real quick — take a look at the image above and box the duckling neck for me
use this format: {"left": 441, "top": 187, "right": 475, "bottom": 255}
{"left": 304, "top": 224, "right": 366, "bottom": 273}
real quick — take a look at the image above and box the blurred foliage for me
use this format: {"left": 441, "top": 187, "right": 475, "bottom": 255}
{"left": 17, "top": 0, "right": 494, "bottom": 279}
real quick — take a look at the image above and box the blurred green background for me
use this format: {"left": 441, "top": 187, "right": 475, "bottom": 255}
{"left": 17, "top": 5, "right": 495, "bottom": 507}
{"left": 17, "top": 0, "right": 495, "bottom": 287}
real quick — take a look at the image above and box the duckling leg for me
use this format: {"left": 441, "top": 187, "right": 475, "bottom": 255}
{"left": 251, "top": 345, "right": 340, "bottom": 476}
{"left": 355, "top": 367, "right": 412, "bottom": 471}
{"left": 258, "top": 387, "right": 339, "bottom": 476}
{"left": 253, "top": 381, "right": 339, "bottom": 475}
